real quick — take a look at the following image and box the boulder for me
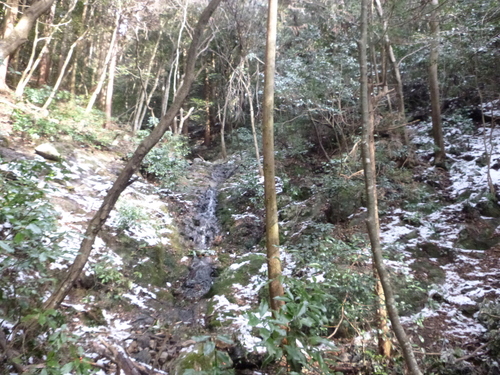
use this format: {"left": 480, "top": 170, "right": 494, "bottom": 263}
{"left": 35, "top": 143, "right": 61, "bottom": 161}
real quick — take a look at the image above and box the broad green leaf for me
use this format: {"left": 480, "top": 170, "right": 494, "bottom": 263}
{"left": 26, "top": 223, "right": 42, "bottom": 234}
{"left": 61, "top": 362, "right": 73, "bottom": 374}
{"left": 0, "top": 241, "right": 14, "bottom": 253}
{"left": 216, "top": 335, "right": 233, "bottom": 345}
{"left": 13, "top": 232, "right": 25, "bottom": 244}
{"left": 203, "top": 341, "right": 215, "bottom": 356}
{"left": 193, "top": 335, "right": 210, "bottom": 343}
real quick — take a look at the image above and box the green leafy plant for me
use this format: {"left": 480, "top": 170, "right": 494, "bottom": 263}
{"left": 22, "top": 309, "right": 93, "bottom": 375}
{"left": 247, "top": 277, "right": 337, "bottom": 374}
{"left": 115, "top": 203, "right": 149, "bottom": 232}
{"left": 181, "top": 335, "right": 235, "bottom": 375}
{"left": 135, "top": 129, "right": 190, "bottom": 189}
{"left": 0, "top": 159, "right": 66, "bottom": 320}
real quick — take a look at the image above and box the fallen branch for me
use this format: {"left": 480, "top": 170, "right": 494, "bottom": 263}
{"left": 91, "top": 339, "right": 156, "bottom": 375}
{"left": 455, "top": 342, "right": 489, "bottom": 363}
{"left": 377, "top": 120, "right": 420, "bottom": 133}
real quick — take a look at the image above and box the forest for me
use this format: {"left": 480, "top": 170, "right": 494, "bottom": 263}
{"left": 0, "top": 0, "right": 500, "bottom": 374}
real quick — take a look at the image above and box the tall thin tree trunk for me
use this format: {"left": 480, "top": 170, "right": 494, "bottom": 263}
{"left": 41, "top": 0, "right": 222, "bottom": 312}
{"left": 105, "top": 42, "right": 118, "bottom": 128}
{"left": 429, "top": 0, "right": 445, "bottom": 167}
{"left": 37, "top": 1, "right": 56, "bottom": 86}
{"left": 14, "top": 20, "right": 41, "bottom": 97}
{"left": 204, "top": 68, "right": 212, "bottom": 146}
{"left": 85, "top": 12, "right": 120, "bottom": 113}
{"left": 42, "top": 31, "right": 87, "bottom": 110}
{"left": 359, "top": 0, "right": 422, "bottom": 373}
{"left": 374, "top": 0, "right": 407, "bottom": 143}
{"left": 262, "top": 0, "right": 284, "bottom": 312}
{"left": 243, "top": 62, "right": 263, "bottom": 176}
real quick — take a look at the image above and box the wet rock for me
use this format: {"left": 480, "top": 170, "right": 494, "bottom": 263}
{"left": 35, "top": 143, "right": 61, "bottom": 161}
{"left": 184, "top": 188, "right": 219, "bottom": 249}
{"left": 182, "top": 256, "right": 214, "bottom": 300}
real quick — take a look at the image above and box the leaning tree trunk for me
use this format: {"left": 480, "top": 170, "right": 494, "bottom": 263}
{"left": 429, "top": 0, "right": 445, "bottom": 167}
{"left": 0, "top": 0, "right": 55, "bottom": 60}
{"left": 262, "top": 0, "right": 284, "bottom": 312}
{"left": 42, "top": 0, "right": 223, "bottom": 311}
{"left": 359, "top": 0, "right": 423, "bottom": 373}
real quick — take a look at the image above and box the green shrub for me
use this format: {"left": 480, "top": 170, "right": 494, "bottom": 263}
{"left": 247, "top": 277, "right": 337, "bottom": 373}
{"left": 135, "top": 129, "right": 190, "bottom": 189}
{"left": 285, "top": 225, "right": 376, "bottom": 336}
{"left": 0, "top": 159, "right": 66, "bottom": 318}
{"left": 115, "top": 203, "right": 149, "bottom": 232}
{"left": 0, "top": 159, "right": 93, "bottom": 374}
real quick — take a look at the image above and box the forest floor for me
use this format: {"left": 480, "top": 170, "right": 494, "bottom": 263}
{"left": 1, "top": 91, "right": 499, "bottom": 374}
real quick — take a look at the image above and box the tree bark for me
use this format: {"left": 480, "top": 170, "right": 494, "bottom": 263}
{"left": 374, "top": 0, "right": 407, "bottom": 143}
{"left": 0, "top": 0, "right": 55, "bottom": 60}
{"left": 0, "top": 0, "right": 19, "bottom": 90}
{"left": 85, "top": 12, "right": 120, "bottom": 114}
{"left": 429, "top": 0, "right": 445, "bottom": 167}
{"left": 105, "top": 42, "right": 119, "bottom": 128}
{"left": 262, "top": 0, "right": 284, "bottom": 312}
{"left": 42, "top": 30, "right": 88, "bottom": 110}
{"left": 359, "top": 0, "right": 422, "bottom": 373}
{"left": 42, "top": 0, "right": 223, "bottom": 311}
{"left": 37, "top": 1, "right": 56, "bottom": 86}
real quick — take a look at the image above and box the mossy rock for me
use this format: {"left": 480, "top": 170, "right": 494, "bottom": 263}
{"left": 208, "top": 253, "right": 266, "bottom": 298}
{"left": 477, "top": 198, "right": 500, "bottom": 218}
{"left": 169, "top": 346, "right": 213, "bottom": 375}
{"left": 457, "top": 220, "right": 500, "bottom": 250}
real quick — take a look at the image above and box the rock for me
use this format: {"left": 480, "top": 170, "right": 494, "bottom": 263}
{"left": 136, "top": 334, "right": 151, "bottom": 349}
{"left": 0, "top": 134, "right": 9, "bottom": 147}
{"left": 149, "top": 339, "right": 157, "bottom": 350}
{"left": 418, "top": 242, "right": 454, "bottom": 259}
{"left": 182, "top": 256, "right": 214, "bottom": 300}
{"left": 35, "top": 143, "right": 61, "bottom": 161}
{"left": 133, "top": 348, "right": 151, "bottom": 364}
{"left": 159, "top": 350, "right": 171, "bottom": 364}
{"left": 127, "top": 340, "right": 139, "bottom": 354}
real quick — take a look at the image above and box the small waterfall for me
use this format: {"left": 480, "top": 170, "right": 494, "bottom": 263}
{"left": 180, "top": 163, "right": 238, "bottom": 300}
{"left": 188, "top": 187, "right": 219, "bottom": 250}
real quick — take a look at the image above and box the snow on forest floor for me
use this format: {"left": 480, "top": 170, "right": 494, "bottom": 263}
{"left": 3, "top": 114, "right": 499, "bottom": 371}
{"left": 380, "top": 119, "right": 500, "bottom": 348}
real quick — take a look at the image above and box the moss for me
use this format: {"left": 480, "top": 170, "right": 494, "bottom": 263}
{"left": 170, "top": 347, "right": 213, "bottom": 375}
{"left": 209, "top": 254, "right": 265, "bottom": 298}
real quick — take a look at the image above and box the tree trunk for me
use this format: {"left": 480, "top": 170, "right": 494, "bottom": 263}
{"left": 0, "top": 0, "right": 19, "bottom": 91}
{"left": 204, "top": 67, "right": 212, "bottom": 146}
{"left": 429, "top": 0, "right": 445, "bottom": 167}
{"left": 359, "top": 0, "right": 422, "bottom": 373}
{"left": 14, "top": 20, "right": 41, "bottom": 97}
{"left": 262, "top": 0, "right": 284, "bottom": 312}
{"left": 42, "top": 31, "right": 87, "bottom": 110}
{"left": 42, "top": 0, "right": 222, "bottom": 311}
{"left": 374, "top": 0, "right": 407, "bottom": 143}
{"left": 85, "top": 13, "right": 120, "bottom": 114}
{"left": 0, "top": 0, "right": 55, "bottom": 60}
{"left": 243, "top": 61, "right": 263, "bottom": 176}
{"left": 105, "top": 42, "right": 119, "bottom": 128}
{"left": 37, "top": 1, "right": 56, "bottom": 86}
